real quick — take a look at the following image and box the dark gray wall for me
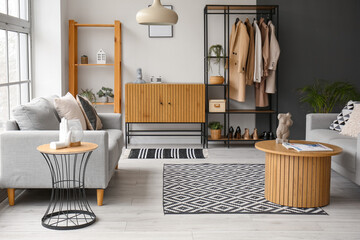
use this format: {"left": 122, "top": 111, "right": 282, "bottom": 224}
{"left": 256, "top": 0, "right": 360, "bottom": 139}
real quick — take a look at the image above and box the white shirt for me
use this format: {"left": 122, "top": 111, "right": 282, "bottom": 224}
{"left": 253, "top": 20, "right": 263, "bottom": 83}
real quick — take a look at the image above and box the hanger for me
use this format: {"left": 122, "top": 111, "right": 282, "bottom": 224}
{"left": 235, "top": 18, "right": 240, "bottom": 26}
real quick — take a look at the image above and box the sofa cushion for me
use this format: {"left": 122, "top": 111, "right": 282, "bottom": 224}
{"left": 306, "top": 129, "right": 354, "bottom": 143}
{"left": 329, "top": 100, "right": 359, "bottom": 131}
{"left": 11, "top": 97, "right": 60, "bottom": 130}
{"left": 329, "top": 138, "right": 357, "bottom": 173}
{"left": 76, "top": 95, "right": 103, "bottom": 130}
{"left": 54, "top": 93, "right": 87, "bottom": 130}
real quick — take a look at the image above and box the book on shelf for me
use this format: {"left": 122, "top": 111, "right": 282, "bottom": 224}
{"left": 282, "top": 142, "right": 333, "bottom": 152}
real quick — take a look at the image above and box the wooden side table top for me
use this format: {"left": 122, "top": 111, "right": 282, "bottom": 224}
{"left": 255, "top": 140, "right": 342, "bottom": 157}
{"left": 37, "top": 142, "right": 98, "bottom": 155}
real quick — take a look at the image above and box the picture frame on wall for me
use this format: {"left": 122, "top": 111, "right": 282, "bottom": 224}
{"left": 148, "top": 5, "right": 173, "bottom": 38}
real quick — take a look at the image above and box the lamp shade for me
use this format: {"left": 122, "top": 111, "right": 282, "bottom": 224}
{"left": 136, "top": 0, "right": 178, "bottom": 25}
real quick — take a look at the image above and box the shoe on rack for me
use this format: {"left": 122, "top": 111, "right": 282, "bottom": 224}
{"left": 269, "top": 132, "right": 275, "bottom": 140}
{"left": 242, "top": 128, "right": 250, "bottom": 140}
{"left": 262, "top": 131, "right": 269, "bottom": 140}
{"left": 234, "top": 126, "right": 241, "bottom": 139}
{"left": 251, "top": 128, "right": 259, "bottom": 140}
{"left": 227, "top": 126, "right": 234, "bottom": 139}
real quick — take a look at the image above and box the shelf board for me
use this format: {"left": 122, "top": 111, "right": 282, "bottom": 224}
{"left": 206, "top": 84, "right": 228, "bottom": 86}
{"left": 207, "top": 110, "right": 276, "bottom": 114}
{"left": 208, "top": 136, "right": 264, "bottom": 142}
{"left": 92, "top": 102, "right": 114, "bottom": 105}
{"left": 76, "top": 64, "right": 114, "bottom": 66}
{"left": 206, "top": 56, "right": 229, "bottom": 59}
{"left": 206, "top": 5, "right": 277, "bottom": 11}
{"left": 75, "top": 24, "right": 114, "bottom": 27}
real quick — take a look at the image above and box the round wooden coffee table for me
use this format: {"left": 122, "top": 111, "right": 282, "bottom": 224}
{"left": 255, "top": 140, "right": 342, "bottom": 208}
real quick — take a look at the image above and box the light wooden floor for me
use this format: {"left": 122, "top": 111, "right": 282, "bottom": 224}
{"left": 1, "top": 145, "right": 360, "bottom": 240}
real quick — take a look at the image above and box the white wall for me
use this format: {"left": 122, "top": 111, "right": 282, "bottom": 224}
{"left": 31, "top": 0, "right": 65, "bottom": 97}
{"left": 32, "top": 0, "right": 257, "bottom": 144}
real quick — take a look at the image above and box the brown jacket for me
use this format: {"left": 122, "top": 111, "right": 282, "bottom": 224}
{"left": 266, "top": 21, "right": 280, "bottom": 94}
{"left": 245, "top": 18, "right": 255, "bottom": 85}
{"left": 229, "top": 21, "right": 249, "bottom": 102}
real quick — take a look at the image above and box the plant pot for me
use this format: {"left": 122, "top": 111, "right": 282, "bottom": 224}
{"left": 210, "top": 129, "right": 221, "bottom": 140}
{"left": 98, "top": 96, "right": 108, "bottom": 103}
{"left": 81, "top": 56, "right": 88, "bottom": 64}
{"left": 209, "top": 76, "right": 224, "bottom": 85}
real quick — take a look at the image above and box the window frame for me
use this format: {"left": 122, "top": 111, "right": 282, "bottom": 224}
{"left": 0, "top": 0, "right": 31, "bottom": 129}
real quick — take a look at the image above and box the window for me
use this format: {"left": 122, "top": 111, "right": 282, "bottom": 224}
{"left": 0, "top": 0, "right": 31, "bottom": 131}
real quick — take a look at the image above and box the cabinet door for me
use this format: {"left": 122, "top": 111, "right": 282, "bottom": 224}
{"left": 167, "top": 84, "right": 205, "bottom": 123}
{"left": 125, "top": 84, "right": 166, "bottom": 122}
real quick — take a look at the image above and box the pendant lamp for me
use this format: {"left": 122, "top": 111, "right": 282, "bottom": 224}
{"left": 136, "top": 0, "right": 178, "bottom": 25}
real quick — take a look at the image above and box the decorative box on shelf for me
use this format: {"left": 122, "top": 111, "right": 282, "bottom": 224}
{"left": 209, "top": 99, "right": 226, "bottom": 112}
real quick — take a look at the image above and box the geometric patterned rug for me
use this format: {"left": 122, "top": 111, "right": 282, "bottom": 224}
{"left": 125, "top": 148, "right": 206, "bottom": 159}
{"left": 163, "top": 164, "right": 327, "bottom": 215}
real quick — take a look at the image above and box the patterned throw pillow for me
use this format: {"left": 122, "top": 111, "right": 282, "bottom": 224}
{"left": 329, "top": 100, "right": 359, "bottom": 131}
{"left": 340, "top": 104, "right": 360, "bottom": 137}
{"left": 76, "top": 95, "right": 103, "bottom": 130}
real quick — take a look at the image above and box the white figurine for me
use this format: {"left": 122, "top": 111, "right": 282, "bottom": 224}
{"left": 50, "top": 118, "right": 72, "bottom": 149}
{"left": 276, "top": 113, "right": 293, "bottom": 144}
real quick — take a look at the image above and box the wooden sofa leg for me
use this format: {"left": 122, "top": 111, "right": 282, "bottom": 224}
{"left": 97, "top": 189, "right": 104, "bottom": 206}
{"left": 7, "top": 188, "right": 15, "bottom": 206}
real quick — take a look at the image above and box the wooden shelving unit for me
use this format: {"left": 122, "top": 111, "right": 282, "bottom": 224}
{"left": 69, "top": 20, "right": 122, "bottom": 113}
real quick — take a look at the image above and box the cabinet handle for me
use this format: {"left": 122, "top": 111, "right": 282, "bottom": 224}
{"left": 160, "top": 102, "right": 163, "bottom": 105}
{"left": 168, "top": 102, "right": 171, "bottom": 105}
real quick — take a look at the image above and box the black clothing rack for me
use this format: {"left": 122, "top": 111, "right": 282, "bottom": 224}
{"left": 204, "top": 5, "right": 279, "bottom": 148}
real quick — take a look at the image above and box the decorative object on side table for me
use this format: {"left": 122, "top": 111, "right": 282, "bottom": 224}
{"left": 134, "top": 68, "right": 146, "bottom": 83}
{"left": 97, "top": 49, "right": 106, "bottom": 64}
{"left": 276, "top": 113, "right": 293, "bottom": 144}
{"left": 298, "top": 79, "right": 360, "bottom": 113}
{"left": 97, "top": 87, "right": 114, "bottom": 103}
{"left": 37, "top": 142, "right": 98, "bottom": 230}
{"left": 50, "top": 118, "right": 84, "bottom": 149}
{"left": 208, "top": 44, "right": 225, "bottom": 85}
{"left": 80, "top": 88, "right": 96, "bottom": 103}
{"left": 81, "top": 55, "right": 88, "bottom": 64}
{"left": 209, "top": 121, "right": 223, "bottom": 140}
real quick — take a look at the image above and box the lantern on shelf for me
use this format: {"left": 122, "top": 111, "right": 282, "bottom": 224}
{"left": 97, "top": 49, "right": 106, "bottom": 64}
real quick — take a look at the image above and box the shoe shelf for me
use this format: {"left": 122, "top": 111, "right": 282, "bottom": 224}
{"left": 207, "top": 136, "right": 265, "bottom": 142}
{"left": 207, "top": 109, "right": 276, "bottom": 114}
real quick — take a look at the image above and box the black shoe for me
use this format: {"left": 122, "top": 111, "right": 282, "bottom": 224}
{"left": 227, "top": 127, "right": 234, "bottom": 138}
{"left": 263, "top": 131, "right": 269, "bottom": 140}
{"left": 269, "top": 132, "right": 275, "bottom": 140}
{"left": 234, "top": 126, "right": 241, "bottom": 139}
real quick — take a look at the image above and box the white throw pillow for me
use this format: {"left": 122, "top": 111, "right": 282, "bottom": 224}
{"left": 340, "top": 104, "right": 360, "bottom": 138}
{"left": 54, "top": 92, "right": 87, "bottom": 130}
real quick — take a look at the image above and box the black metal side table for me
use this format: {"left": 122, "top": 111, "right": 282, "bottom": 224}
{"left": 37, "top": 142, "right": 98, "bottom": 230}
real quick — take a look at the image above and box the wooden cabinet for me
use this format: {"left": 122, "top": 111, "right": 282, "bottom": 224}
{"left": 125, "top": 84, "right": 205, "bottom": 123}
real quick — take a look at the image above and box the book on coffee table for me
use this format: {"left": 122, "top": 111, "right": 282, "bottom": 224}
{"left": 282, "top": 142, "right": 333, "bottom": 152}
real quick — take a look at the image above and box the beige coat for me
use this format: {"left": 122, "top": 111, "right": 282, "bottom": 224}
{"left": 229, "top": 21, "right": 249, "bottom": 102}
{"left": 266, "top": 21, "right": 280, "bottom": 94}
{"left": 245, "top": 18, "right": 255, "bottom": 85}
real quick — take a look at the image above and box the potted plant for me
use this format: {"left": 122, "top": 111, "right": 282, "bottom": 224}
{"left": 298, "top": 80, "right": 360, "bottom": 113}
{"left": 208, "top": 121, "right": 223, "bottom": 140}
{"left": 208, "top": 44, "right": 224, "bottom": 85}
{"left": 97, "top": 87, "right": 114, "bottom": 103}
{"left": 81, "top": 55, "right": 88, "bottom": 64}
{"left": 79, "top": 89, "right": 96, "bottom": 103}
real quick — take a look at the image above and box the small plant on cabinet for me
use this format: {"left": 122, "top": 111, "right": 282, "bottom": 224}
{"left": 97, "top": 87, "right": 114, "bottom": 103}
{"left": 208, "top": 121, "right": 223, "bottom": 140}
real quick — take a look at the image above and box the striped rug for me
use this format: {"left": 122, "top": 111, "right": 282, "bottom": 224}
{"left": 124, "top": 148, "right": 207, "bottom": 159}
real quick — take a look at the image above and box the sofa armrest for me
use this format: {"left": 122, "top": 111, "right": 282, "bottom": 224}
{"left": 5, "top": 120, "right": 20, "bottom": 131}
{"left": 0, "top": 130, "right": 110, "bottom": 189}
{"left": 98, "top": 113, "right": 121, "bottom": 130}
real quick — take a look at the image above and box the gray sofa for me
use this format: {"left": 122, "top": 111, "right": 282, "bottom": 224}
{"left": 0, "top": 113, "right": 123, "bottom": 206}
{"left": 306, "top": 113, "right": 360, "bottom": 186}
